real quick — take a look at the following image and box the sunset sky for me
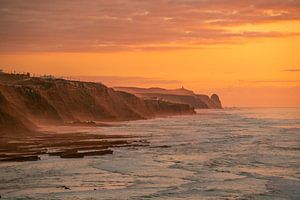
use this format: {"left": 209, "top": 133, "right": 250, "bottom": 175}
{"left": 0, "top": 0, "right": 299, "bottom": 107}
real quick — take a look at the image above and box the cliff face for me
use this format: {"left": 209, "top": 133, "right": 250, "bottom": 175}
{"left": 0, "top": 91, "right": 31, "bottom": 135}
{"left": 115, "top": 87, "right": 222, "bottom": 109}
{"left": 0, "top": 74, "right": 194, "bottom": 134}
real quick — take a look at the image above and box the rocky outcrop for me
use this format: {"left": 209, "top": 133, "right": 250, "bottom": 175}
{"left": 211, "top": 94, "right": 222, "bottom": 108}
{"left": 0, "top": 73, "right": 195, "bottom": 134}
{"left": 115, "top": 87, "right": 222, "bottom": 109}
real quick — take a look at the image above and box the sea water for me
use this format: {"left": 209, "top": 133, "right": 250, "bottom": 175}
{"left": 0, "top": 108, "right": 299, "bottom": 199}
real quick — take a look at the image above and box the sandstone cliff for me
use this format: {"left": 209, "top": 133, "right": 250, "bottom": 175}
{"left": 0, "top": 74, "right": 195, "bottom": 134}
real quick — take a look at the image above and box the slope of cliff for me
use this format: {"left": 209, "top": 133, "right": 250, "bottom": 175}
{"left": 0, "top": 73, "right": 195, "bottom": 134}
{"left": 0, "top": 90, "right": 34, "bottom": 136}
{"left": 115, "top": 87, "right": 222, "bottom": 109}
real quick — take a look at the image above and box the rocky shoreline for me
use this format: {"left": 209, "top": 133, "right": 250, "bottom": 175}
{"left": 0, "top": 131, "right": 149, "bottom": 162}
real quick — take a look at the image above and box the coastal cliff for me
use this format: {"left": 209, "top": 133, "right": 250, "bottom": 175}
{"left": 0, "top": 73, "right": 195, "bottom": 134}
{"left": 115, "top": 87, "right": 222, "bottom": 109}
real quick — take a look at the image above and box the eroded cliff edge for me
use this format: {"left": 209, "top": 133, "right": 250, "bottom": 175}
{"left": 0, "top": 73, "right": 195, "bottom": 135}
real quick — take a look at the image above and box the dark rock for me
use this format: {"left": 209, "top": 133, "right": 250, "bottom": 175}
{"left": 57, "top": 185, "right": 70, "bottom": 190}
{"left": 211, "top": 94, "right": 222, "bottom": 108}
{"left": 0, "top": 155, "right": 40, "bottom": 162}
{"left": 60, "top": 149, "right": 113, "bottom": 158}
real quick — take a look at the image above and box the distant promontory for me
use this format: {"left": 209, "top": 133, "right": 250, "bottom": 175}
{"left": 114, "top": 87, "right": 222, "bottom": 109}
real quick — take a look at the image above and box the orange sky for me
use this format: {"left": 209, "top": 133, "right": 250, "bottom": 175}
{"left": 0, "top": 0, "right": 300, "bottom": 107}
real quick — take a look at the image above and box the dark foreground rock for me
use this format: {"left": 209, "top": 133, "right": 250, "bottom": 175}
{"left": 0, "top": 132, "right": 149, "bottom": 162}
{"left": 60, "top": 149, "right": 113, "bottom": 158}
{"left": 0, "top": 155, "right": 40, "bottom": 162}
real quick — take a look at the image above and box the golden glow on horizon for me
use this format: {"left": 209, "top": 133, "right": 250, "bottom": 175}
{"left": 1, "top": 33, "right": 299, "bottom": 107}
{"left": 1, "top": 35, "right": 299, "bottom": 85}
{"left": 0, "top": 1, "right": 300, "bottom": 107}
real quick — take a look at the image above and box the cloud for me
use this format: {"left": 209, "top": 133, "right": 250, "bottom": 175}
{"left": 0, "top": 0, "right": 300, "bottom": 52}
{"left": 283, "top": 68, "right": 300, "bottom": 72}
{"left": 235, "top": 79, "right": 300, "bottom": 88}
{"left": 239, "top": 79, "right": 300, "bottom": 84}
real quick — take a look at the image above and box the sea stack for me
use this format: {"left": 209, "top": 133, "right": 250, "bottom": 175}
{"left": 211, "top": 94, "right": 222, "bottom": 108}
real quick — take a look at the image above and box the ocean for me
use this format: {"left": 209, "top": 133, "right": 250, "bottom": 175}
{"left": 0, "top": 108, "right": 299, "bottom": 199}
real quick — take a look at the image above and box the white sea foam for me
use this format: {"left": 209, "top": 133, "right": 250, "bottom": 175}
{"left": 0, "top": 108, "right": 299, "bottom": 199}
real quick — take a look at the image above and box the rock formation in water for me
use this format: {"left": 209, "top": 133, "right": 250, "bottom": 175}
{"left": 115, "top": 87, "right": 222, "bottom": 109}
{"left": 0, "top": 73, "right": 195, "bottom": 135}
{"left": 211, "top": 94, "right": 222, "bottom": 108}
